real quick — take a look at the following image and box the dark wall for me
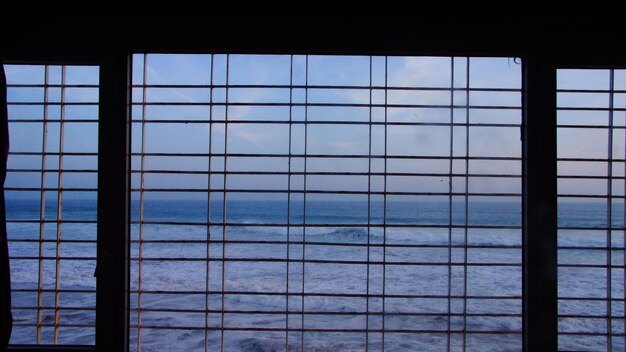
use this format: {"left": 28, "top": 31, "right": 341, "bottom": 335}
{"left": 2, "top": 7, "right": 625, "bottom": 64}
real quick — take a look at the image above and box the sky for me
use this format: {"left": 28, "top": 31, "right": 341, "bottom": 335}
{"left": 3, "top": 55, "right": 625, "bottom": 202}
{"left": 131, "top": 54, "right": 522, "bottom": 202}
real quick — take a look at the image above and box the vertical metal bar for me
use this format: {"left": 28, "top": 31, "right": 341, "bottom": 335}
{"left": 96, "top": 48, "right": 131, "bottom": 352}
{"left": 285, "top": 54, "right": 293, "bottom": 352}
{"left": 204, "top": 53, "right": 214, "bottom": 352}
{"left": 365, "top": 55, "right": 373, "bottom": 352}
{"left": 623, "top": 89, "right": 626, "bottom": 352}
{"left": 382, "top": 55, "right": 388, "bottom": 352}
{"left": 136, "top": 53, "right": 148, "bottom": 352}
{"left": 53, "top": 65, "right": 66, "bottom": 343}
{"left": 522, "top": 54, "right": 558, "bottom": 352}
{"left": 606, "top": 68, "right": 615, "bottom": 352}
{"left": 447, "top": 57, "right": 455, "bottom": 352}
{"left": 220, "top": 54, "right": 230, "bottom": 352}
{"left": 36, "top": 65, "right": 50, "bottom": 344}
{"left": 300, "top": 54, "right": 309, "bottom": 351}
{"left": 463, "top": 57, "right": 470, "bottom": 352}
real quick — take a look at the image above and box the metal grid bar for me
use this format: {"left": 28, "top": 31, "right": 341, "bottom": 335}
{"left": 462, "top": 57, "right": 471, "bottom": 351}
{"left": 606, "top": 69, "right": 614, "bottom": 349}
{"left": 127, "top": 121, "right": 522, "bottom": 128}
{"left": 299, "top": 54, "right": 309, "bottom": 351}
{"left": 135, "top": 53, "right": 148, "bottom": 352}
{"left": 35, "top": 65, "right": 50, "bottom": 344}
{"left": 127, "top": 84, "right": 520, "bottom": 92}
{"left": 446, "top": 57, "right": 454, "bottom": 352}
{"left": 4, "top": 64, "right": 99, "bottom": 346}
{"left": 52, "top": 66, "right": 66, "bottom": 344}
{"left": 366, "top": 55, "right": 373, "bottom": 352}
{"left": 204, "top": 53, "right": 215, "bottom": 352}
{"left": 128, "top": 54, "right": 522, "bottom": 351}
{"left": 381, "top": 57, "right": 388, "bottom": 349}
{"left": 285, "top": 54, "right": 293, "bottom": 352}
{"left": 219, "top": 55, "right": 230, "bottom": 352}
{"left": 123, "top": 102, "right": 522, "bottom": 109}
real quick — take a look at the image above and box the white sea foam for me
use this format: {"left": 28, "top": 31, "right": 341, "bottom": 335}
{"left": 7, "top": 199, "right": 625, "bottom": 350}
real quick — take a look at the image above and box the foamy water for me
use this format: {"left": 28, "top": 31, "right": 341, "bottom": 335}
{"left": 6, "top": 199, "right": 625, "bottom": 350}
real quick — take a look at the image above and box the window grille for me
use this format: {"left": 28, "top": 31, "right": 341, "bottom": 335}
{"left": 129, "top": 54, "right": 522, "bottom": 351}
{"left": 557, "top": 69, "right": 626, "bottom": 351}
{"left": 4, "top": 64, "right": 99, "bottom": 345}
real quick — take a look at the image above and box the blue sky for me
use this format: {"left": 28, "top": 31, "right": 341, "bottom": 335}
{"left": 129, "top": 54, "right": 522, "bottom": 202}
{"left": 4, "top": 55, "right": 625, "bottom": 201}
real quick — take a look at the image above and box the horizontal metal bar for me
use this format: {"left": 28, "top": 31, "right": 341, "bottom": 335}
{"left": 9, "top": 152, "right": 97, "bottom": 156}
{"left": 7, "top": 84, "right": 98, "bottom": 88}
{"left": 129, "top": 257, "right": 521, "bottom": 266}
{"left": 558, "top": 194, "right": 626, "bottom": 199}
{"left": 128, "top": 326, "right": 522, "bottom": 334}
{"left": 12, "top": 306, "right": 96, "bottom": 311}
{"left": 7, "top": 187, "right": 521, "bottom": 197}
{"left": 12, "top": 289, "right": 95, "bottom": 293}
{"left": 6, "top": 220, "right": 97, "bottom": 224}
{"left": 129, "top": 290, "right": 521, "bottom": 300}
{"left": 12, "top": 324, "right": 95, "bottom": 328}
{"left": 557, "top": 107, "right": 626, "bottom": 112}
{"left": 558, "top": 157, "right": 626, "bottom": 162}
{"left": 8, "top": 119, "right": 97, "bottom": 123}
{"left": 15, "top": 305, "right": 520, "bottom": 317}
{"left": 130, "top": 83, "right": 521, "bottom": 92}
{"left": 121, "top": 84, "right": 625, "bottom": 96}
{"left": 7, "top": 345, "right": 95, "bottom": 352}
{"left": 131, "top": 221, "right": 521, "bottom": 230}
{"left": 129, "top": 239, "right": 521, "bottom": 249}
{"left": 127, "top": 169, "right": 521, "bottom": 178}
{"left": 8, "top": 102, "right": 98, "bottom": 106}
{"left": 557, "top": 124, "right": 626, "bottom": 130}
{"left": 5, "top": 219, "right": 517, "bottom": 230}
{"left": 556, "top": 263, "right": 626, "bottom": 268}
{"left": 1, "top": 170, "right": 516, "bottom": 178}
{"left": 557, "top": 332, "right": 626, "bottom": 337}
{"left": 6, "top": 97, "right": 520, "bottom": 110}
{"left": 557, "top": 88, "right": 626, "bottom": 93}
{"left": 10, "top": 256, "right": 96, "bottom": 261}
{"left": 5, "top": 187, "right": 96, "bottom": 192}
{"left": 129, "top": 188, "right": 522, "bottom": 197}
{"left": 558, "top": 226, "right": 626, "bottom": 231}
{"left": 558, "top": 314, "right": 625, "bottom": 319}
{"left": 128, "top": 152, "right": 522, "bottom": 160}
{"left": 7, "top": 169, "right": 97, "bottom": 173}
{"left": 8, "top": 239, "right": 96, "bottom": 244}
{"left": 557, "top": 297, "right": 625, "bottom": 302}
{"left": 129, "top": 119, "right": 520, "bottom": 128}
{"left": 129, "top": 102, "right": 522, "bottom": 110}
{"left": 129, "top": 308, "right": 521, "bottom": 317}
{"left": 128, "top": 241, "right": 621, "bottom": 252}
{"left": 558, "top": 174, "right": 626, "bottom": 180}
{"left": 558, "top": 246, "right": 626, "bottom": 251}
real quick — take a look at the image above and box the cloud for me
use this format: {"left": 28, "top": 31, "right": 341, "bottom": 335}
{"left": 324, "top": 141, "right": 357, "bottom": 150}
{"left": 145, "top": 66, "right": 197, "bottom": 103}
{"left": 232, "top": 128, "right": 269, "bottom": 144}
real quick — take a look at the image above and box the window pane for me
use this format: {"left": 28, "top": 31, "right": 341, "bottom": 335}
{"left": 5, "top": 64, "right": 99, "bottom": 345}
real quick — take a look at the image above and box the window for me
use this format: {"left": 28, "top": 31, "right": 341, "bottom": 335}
{"left": 557, "top": 69, "right": 626, "bottom": 351}
{"left": 4, "top": 64, "right": 99, "bottom": 345}
{"left": 128, "top": 54, "right": 522, "bottom": 351}
{"left": 1, "top": 12, "right": 623, "bottom": 352}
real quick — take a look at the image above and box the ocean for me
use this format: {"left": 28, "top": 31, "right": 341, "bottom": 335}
{"left": 5, "top": 198, "right": 625, "bottom": 351}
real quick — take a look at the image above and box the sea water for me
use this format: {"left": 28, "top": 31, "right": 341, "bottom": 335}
{"left": 5, "top": 199, "right": 625, "bottom": 351}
